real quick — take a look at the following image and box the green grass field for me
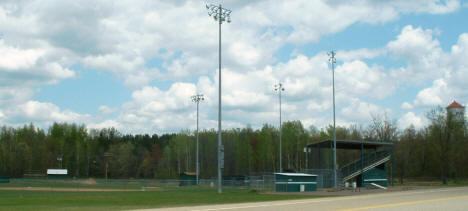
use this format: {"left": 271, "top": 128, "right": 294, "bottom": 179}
{"left": 0, "top": 188, "right": 325, "bottom": 210}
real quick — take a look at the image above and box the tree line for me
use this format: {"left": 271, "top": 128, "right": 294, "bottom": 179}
{"left": 0, "top": 107, "right": 466, "bottom": 184}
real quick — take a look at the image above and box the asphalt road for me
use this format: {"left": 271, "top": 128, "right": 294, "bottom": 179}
{"left": 139, "top": 186, "right": 468, "bottom": 211}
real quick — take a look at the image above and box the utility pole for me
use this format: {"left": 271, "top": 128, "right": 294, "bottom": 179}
{"left": 206, "top": 3, "right": 231, "bottom": 194}
{"left": 191, "top": 94, "right": 204, "bottom": 185}
{"left": 328, "top": 50, "right": 337, "bottom": 188}
{"left": 274, "top": 83, "right": 285, "bottom": 172}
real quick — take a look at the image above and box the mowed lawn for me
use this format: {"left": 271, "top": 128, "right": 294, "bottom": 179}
{"left": 0, "top": 188, "right": 324, "bottom": 210}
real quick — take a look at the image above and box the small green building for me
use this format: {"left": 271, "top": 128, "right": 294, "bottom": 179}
{"left": 179, "top": 172, "right": 196, "bottom": 186}
{"left": 0, "top": 176, "right": 9, "bottom": 183}
{"left": 275, "top": 173, "right": 317, "bottom": 192}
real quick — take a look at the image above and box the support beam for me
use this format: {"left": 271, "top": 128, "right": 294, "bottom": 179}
{"left": 361, "top": 143, "right": 364, "bottom": 186}
{"left": 391, "top": 147, "right": 394, "bottom": 187}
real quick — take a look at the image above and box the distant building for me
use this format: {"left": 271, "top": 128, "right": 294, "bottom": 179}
{"left": 446, "top": 101, "right": 465, "bottom": 123}
{"left": 47, "top": 169, "right": 67, "bottom": 180}
{"left": 179, "top": 172, "right": 196, "bottom": 186}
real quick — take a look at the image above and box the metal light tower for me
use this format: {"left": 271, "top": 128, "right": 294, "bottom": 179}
{"left": 57, "top": 156, "right": 63, "bottom": 169}
{"left": 328, "top": 50, "right": 337, "bottom": 188}
{"left": 206, "top": 3, "right": 231, "bottom": 194}
{"left": 192, "top": 94, "right": 204, "bottom": 185}
{"left": 274, "top": 83, "right": 285, "bottom": 172}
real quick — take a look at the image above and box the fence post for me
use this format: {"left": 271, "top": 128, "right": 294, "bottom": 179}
{"left": 262, "top": 179, "right": 265, "bottom": 192}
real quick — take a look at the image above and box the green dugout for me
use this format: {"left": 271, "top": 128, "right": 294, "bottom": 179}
{"left": 0, "top": 176, "right": 9, "bottom": 183}
{"left": 275, "top": 173, "right": 317, "bottom": 192}
{"left": 179, "top": 172, "right": 196, "bottom": 186}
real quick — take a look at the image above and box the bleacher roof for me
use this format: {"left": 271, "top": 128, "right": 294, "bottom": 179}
{"left": 306, "top": 139, "right": 393, "bottom": 150}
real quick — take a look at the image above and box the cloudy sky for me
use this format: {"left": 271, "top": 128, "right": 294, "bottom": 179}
{"left": 0, "top": 0, "right": 467, "bottom": 134}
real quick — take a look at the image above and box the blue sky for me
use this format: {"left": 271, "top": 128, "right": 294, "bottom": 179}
{"left": 0, "top": 0, "right": 467, "bottom": 134}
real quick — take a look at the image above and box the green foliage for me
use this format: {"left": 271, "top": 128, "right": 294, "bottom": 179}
{"left": 393, "top": 107, "right": 468, "bottom": 184}
{"left": 0, "top": 106, "right": 466, "bottom": 184}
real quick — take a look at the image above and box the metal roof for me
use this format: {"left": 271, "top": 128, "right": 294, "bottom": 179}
{"left": 275, "top": 173, "right": 317, "bottom": 177}
{"left": 181, "top": 172, "right": 196, "bottom": 176}
{"left": 306, "top": 139, "right": 393, "bottom": 150}
{"left": 447, "top": 101, "right": 464, "bottom": 108}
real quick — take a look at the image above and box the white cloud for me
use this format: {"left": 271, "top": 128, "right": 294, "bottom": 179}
{"left": 388, "top": 25, "right": 440, "bottom": 59}
{"left": 2, "top": 0, "right": 458, "bottom": 87}
{"left": 337, "top": 48, "right": 385, "bottom": 62}
{"left": 414, "top": 79, "right": 449, "bottom": 107}
{"left": 0, "top": 40, "right": 44, "bottom": 70}
{"left": 98, "top": 105, "right": 117, "bottom": 115}
{"left": 0, "top": 0, "right": 464, "bottom": 133}
{"left": 388, "top": 25, "right": 447, "bottom": 84}
{"left": 7, "top": 101, "right": 91, "bottom": 127}
{"left": 237, "top": 0, "right": 460, "bottom": 44}
{"left": 88, "top": 120, "right": 122, "bottom": 131}
{"left": 409, "top": 32, "right": 468, "bottom": 110}
{"left": 401, "top": 102, "right": 414, "bottom": 110}
{"left": 398, "top": 112, "right": 424, "bottom": 129}
{"left": 418, "top": 0, "right": 460, "bottom": 14}
{"left": 336, "top": 60, "right": 394, "bottom": 99}
{"left": 0, "top": 41, "right": 75, "bottom": 86}
{"left": 0, "top": 87, "right": 35, "bottom": 107}
{"left": 228, "top": 42, "right": 261, "bottom": 67}
{"left": 0, "top": 39, "right": 75, "bottom": 114}
{"left": 341, "top": 98, "right": 391, "bottom": 122}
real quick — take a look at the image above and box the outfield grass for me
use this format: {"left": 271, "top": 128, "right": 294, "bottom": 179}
{"left": 0, "top": 188, "right": 326, "bottom": 210}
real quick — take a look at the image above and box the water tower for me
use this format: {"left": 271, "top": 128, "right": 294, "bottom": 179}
{"left": 446, "top": 101, "right": 465, "bottom": 123}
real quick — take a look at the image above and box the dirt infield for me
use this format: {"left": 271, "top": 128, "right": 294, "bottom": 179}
{"left": 0, "top": 187, "right": 142, "bottom": 192}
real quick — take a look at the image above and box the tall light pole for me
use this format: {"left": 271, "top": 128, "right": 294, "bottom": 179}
{"left": 57, "top": 156, "right": 63, "bottom": 169}
{"left": 328, "top": 50, "right": 337, "bottom": 188}
{"left": 206, "top": 3, "right": 231, "bottom": 194}
{"left": 191, "top": 94, "right": 204, "bottom": 185}
{"left": 274, "top": 83, "right": 285, "bottom": 172}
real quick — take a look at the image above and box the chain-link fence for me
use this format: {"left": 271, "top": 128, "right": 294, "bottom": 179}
{"left": 303, "top": 169, "right": 337, "bottom": 188}
{"left": 0, "top": 178, "right": 275, "bottom": 192}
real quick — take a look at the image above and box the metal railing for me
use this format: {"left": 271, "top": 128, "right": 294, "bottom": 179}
{"left": 340, "top": 150, "right": 391, "bottom": 182}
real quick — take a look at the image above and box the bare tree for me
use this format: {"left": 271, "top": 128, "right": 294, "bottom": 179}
{"left": 366, "top": 113, "right": 398, "bottom": 142}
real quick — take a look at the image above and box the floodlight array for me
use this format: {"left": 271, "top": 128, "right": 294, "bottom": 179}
{"left": 206, "top": 4, "right": 231, "bottom": 23}
{"left": 191, "top": 94, "right": 205, "bottom": 102}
